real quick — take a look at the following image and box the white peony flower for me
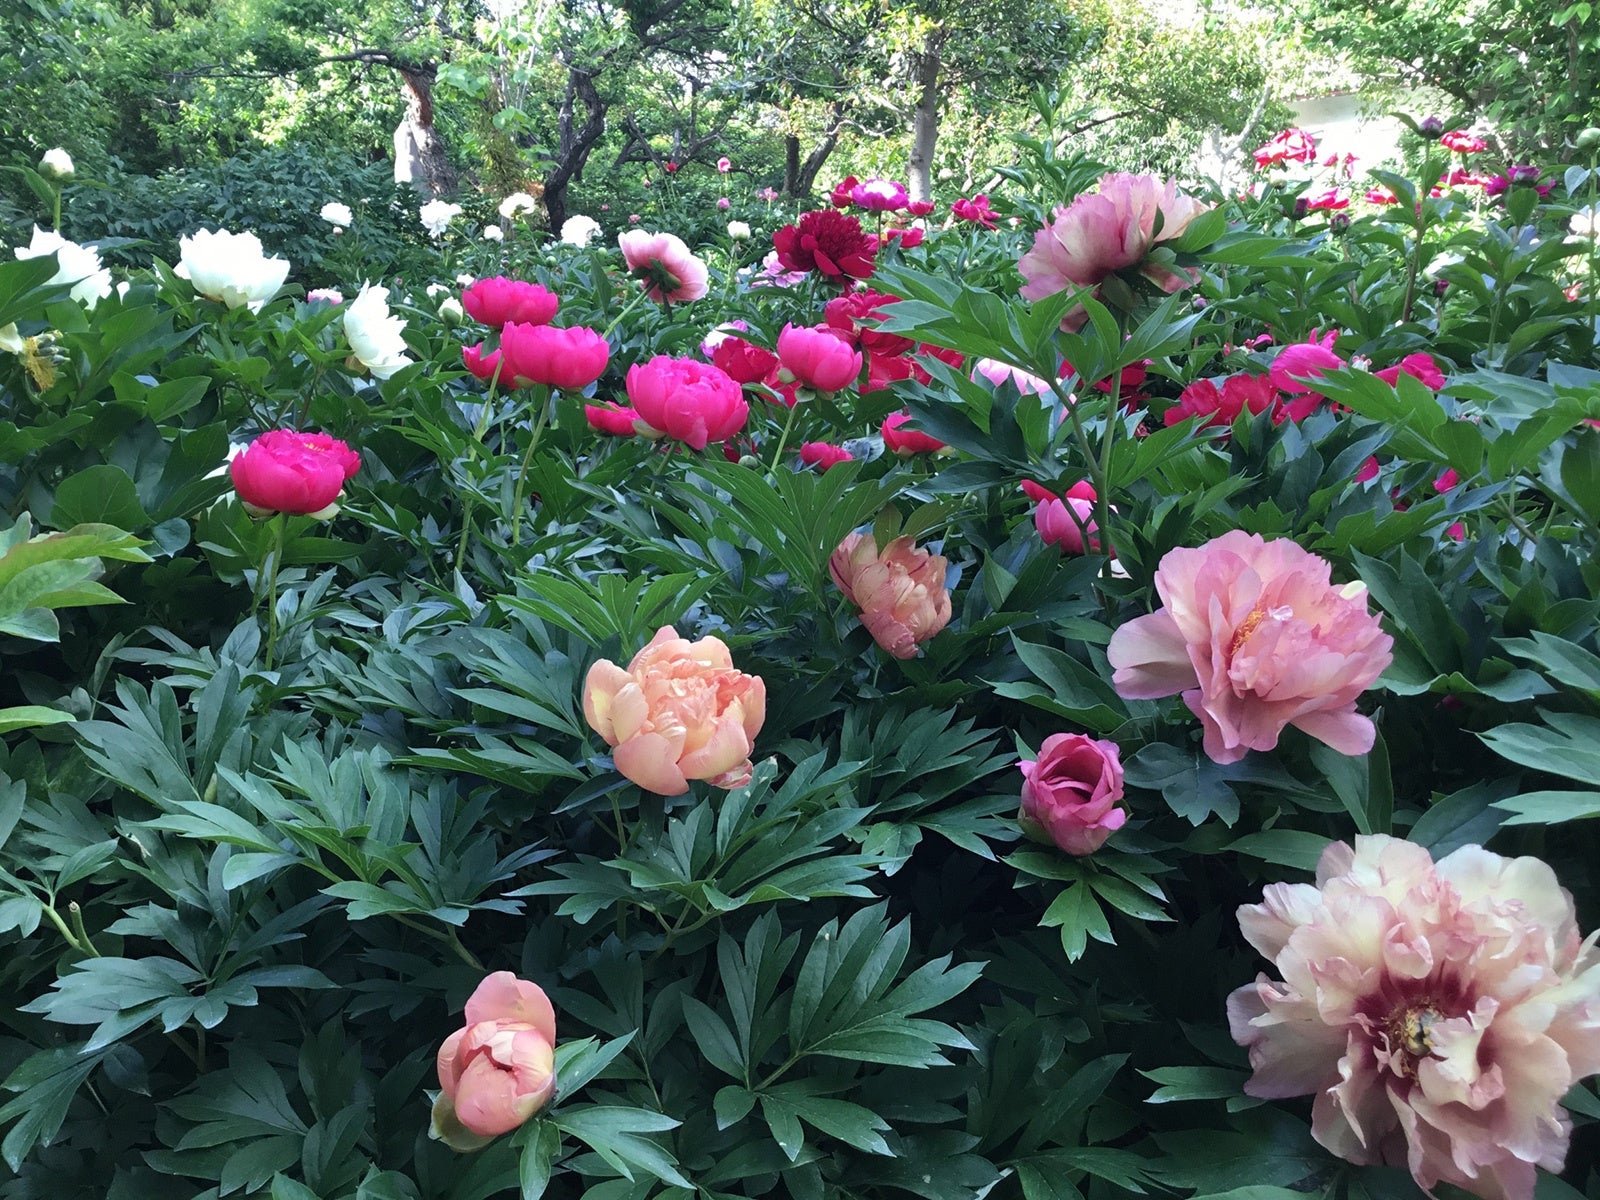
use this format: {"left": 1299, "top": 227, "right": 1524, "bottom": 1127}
{"left": 727, "top": 220, "right": 751, "bottom": 240}
{"left": 455, "top": 273, "right": 476, "bottom": 287}
{"left": 498, "top": 191, "right": 540, "bottom": 219}
{"left": 1570, "top": 206, "right": 1600, "bottom": 239}
{"left": 320, "top": 201, "right": 353, "bottom": 228}
{"left": 14, "top": 226, "right": 112, "bottom": 307}
{"left": 39, "top": 148, "right": 74, "bottom": 181}
{"left": 419, "top": 199, "right": 463, "bottom": 238}
{"left": 437, "top": 297, "right": 466, "bottom": 324}
{"left": 176, "top": 228, "right": 289, "bottom": 311}
{"left": 425, "top": 283, "right": 449, "bottom": 298}
{"left": 343, "top": 284, "right": 412, "bottom": 380}
{"left": 0, "top": 324, "right": 23, "bottom": 354}
{"left": 560, "top": 214, "right": 601, "bottom": 247}
{"left": 483, "top": 224, "right": 504, "bottom": 242}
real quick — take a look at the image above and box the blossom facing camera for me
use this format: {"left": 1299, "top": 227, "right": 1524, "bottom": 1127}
{"left": 559, "top": 214, "right": 601, "bottom": 246}
{"left": 461, "top": 277, "right": 559, "bottom": 328}
{"left": 880, "top": 411, "right": 945, "bottom": 456}
{"left": 499, "top": 192, "right": 540, "bottom": 220}
{"left": 176, "top": 228, "right": 290, "bottom": 311}
{"left": 39, "top": 148, "right": 74, "bottom": 181}
{"left": 499, "top": 323, "right": 610, "bottom": 390}
{"left": 583, "top": 626, "right": 767, "bottom": 795}
{"left": 229, "top": 430, "right": 360, "bottom": 519}
{"left": 850, "top": 178, "right": 909, "bottom": 211}
{"left": 432, "top": 972, "right": 557, "bottom": 1151}
{"left": 627, "top": 356, "right": 748, "bottom": 448}
{"left": 776, "top": 323, "right": 862, "bottom": 392}
{"left": 320, "top": 201, "right": 353, "bottom": 228}
{"left": 709, "top": 335, "right": 778, "bottom": 385}
{"left": 343, "top": 285, "right": 412, "bottom": 380}
{"left": 1229, "top": 835, "right": 1600, "bottom": 1200}
{"left": 830, "top": 532, "right": 952, "bottom": 659}
{"left": 772, "top": 209, "right": 878, "bottom": 285}
{"left": 419, "top": 199, "right": 463, "bottom": 237}
{"left": 618, "top": 229, "right": 709, "bottom": 303}
{"left": 1107, "top": 530, "right": 1393, "bottom": 764}
{"left": 1018, "top": 733, "right": 1126, "bottom": 856}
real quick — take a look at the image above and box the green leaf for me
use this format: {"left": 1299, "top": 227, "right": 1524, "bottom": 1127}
{"left": 1480, "top": 713, "right": 1600, "bottom": 785}
{"left": 552, "top": 1106, "right": 689, "bottom": 1188}
{"left": 50, "top": 465, "right": 151, "bottom": 531}
{"left": 1141, "top": 1065, "right": 1251, "bottom": 1104}
{"left": 1225, "top": 830, "right": 1331, "bottom": 872}
{"left": 0, "top": 1045, "right": 107, "bottom": 1170}
{"left": 1492, "top": 790, "right": 1600, "bottom": 825}
{"left": 1040, "top": 884, "right": 1112, "bottom": 962}
{"left": 516, "top": 1121, "right": 561, "bottom": 1200}
{"left": 0, "top": 704, "right": 76, "bottom": 733}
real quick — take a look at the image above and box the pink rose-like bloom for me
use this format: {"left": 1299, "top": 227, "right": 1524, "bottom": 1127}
{"left": 710, "top": 336, "right": 779, "bottom": 386}
{"left": 585, "top": 402, "right": 641, "bottom": 437}
{"left": 500, "top": 323, "right": 611, "bottom": 390}
{"left": 880, "top": 411, "right": 945, "bottom": 456}
{"left": 799, "top": 441, "right": 853, "bottom": 471}
{"left": 850, "top": 178, "right": 909, "bottom": 211}
{"left": 1166, "top": 373, "right": 1279, "bottom": 429}
{"left": 618, "top": 229, "right": 709, "bottom": 302}
{"left": 1440, "top": 129, "right": 1487, "bottom": 154}
{"left": 952, "top": 193, "right": 998, "bottom": 229}
{"left": 462, "top": 343, "right": 502, "bottom": 382}
{"left": 230, "top": 430, "right": 360, "bottom": 519}
{"left": 461, "top": 277, "right": 559, "bottom": 328}
{"left": 973, "top": 357, "right": 1053, "bottom": 396}
{"left": 717, "top": 156, "right": 731, "bottom": 173}
{"left": 1269, "top": 330, "right": 1346, "bottom": 414}
{"left": 824, "top": 290, "right": 912, "bottom": 355}
{"left": 432, "top": 972, "right": 557, "bottom": 1149}
{"left": 1034, "top": 481, "right": 1102, "bottom": 554}
{"left": 1106, "top": 530, "right": 1393, "bottom": 764}
{"left": 1018, "top": 172, "right": 1210, "bottom": 322}
{"left": 1229, "top": 835, "right": 1600, "bottom": 1200}
{"left": 583, "top": 626, "right": 766, "bottom": 795}
{"left": 830, "top": 532, "right": 952, "bottom": 659}
{"left": 1375, "top": 352, "right": 1447, "bottom": 391}
{"left": 626, "top": 356, "right": 748, "bottom": 449}
{"left": 1306, "top": 188, "right": 1350, "bottom": 211}
{"left": 776, "top": 323, "right": 862, "bottom": 392}
{"left": 1018, "top": 733, "right": 1126, "bottom": 856}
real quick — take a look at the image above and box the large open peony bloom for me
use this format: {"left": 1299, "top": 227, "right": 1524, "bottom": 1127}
{"left": 583, "top": 626, "right": 766, "bottom": 795}
{"left": 1229, "top": 835, "right": 1600, "bottom": 1200}
{"left": 618, "top": 229, "right": 709, "bottom": 303}
{"left": 461, "top": 277, "right": 559, "bottom": 328}
{"left": 626, "top": 356, "right": 747, "bottom": 448}
{"left": 1106, "top": 531, "right": 1392, "bottom": 764}
{"left": 176, "top": 228, "right": 289, "bottom": 312}
{"left": 1018, "top": 172, "right": 1209, "bottom": 323}
{"left": 772, "top": 209, "right": 878, "bottom": 285}
{"left": 830, "top": 532, "right": 951, "bottom": 659}
{"left": 230, "top": 430, "right": 360, "bottom": 519}
{"left": 344, "top": 284, "right": 412, "bottom": 380}
{"left": 432, "top": 972, "right": 557, "bottom": 1151}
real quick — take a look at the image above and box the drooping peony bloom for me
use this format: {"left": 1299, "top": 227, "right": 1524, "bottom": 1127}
{"left": 907, "top": 199, "right": 936, "bottom": 217}
{"left": 830, "top": 532, "right": 952, "bottom": 659}
{"left": 1018, "top": 173, "right": 1210, "bottom": 323}
{"left": 823, "top": 290, "right": 912, "bottom": 355}
{"left": 583, "top": 625, "right": 766, "bottom": 795}
{"left": 319, "top": 201, "right": 353, "bottom": 228}
{"left": 431, "top": 972, "right": 557, "bottom": 1150}
{"left": 1252, "top": 127, "right": 1319, "bottom": 169}
{"left": 1375, "top": 352, "right": 1447, "bottom": 390}
{"left": 710, "top": 335, "right": 779, "bottom": 385}
{"left": 618, "top": 230, "right": 709, "bottom": 303}
{"left": 1166, "top": 373, "right": 1279, "bottom": 429}
{"left": 13, "top": 226, "right": 112, "bottom": 308}
{"left": 1018, "top": 733, "right": 1126, "bottom": 856}
{"left": 1228, "top": 835, "right": 1600, "bottom": 1200}
{"left": 343, "top": 285, "right": 412, "bottom": 380}
{"left": 973, "top": 357, "right": 1053, "bottom": 396}
{"left": 880, "top": 411, "right": 945, "bottom": 456}
{"left": 499, "top": 323, "right": 610, "bottom": 390}
{"left": 776, "top": 323, "right": 862, "bottom": 392}
{"left": 772, "top": 209, "right": 878, "bottom": 285}
{"left": 850, "top": 178, "right": 909, "bottom": 211}
{"left": 462, "top": 343, "right": 501, "bottom": 382}
{"left": 584, "top": 402, "right": 641, "bottom": 436}
{"left": 1106, "top": 531, "right": 1393, "bottom": 764}
{"left": 1033, "top": 480, "right": 1102, "bottom": 554}
{"left": 952, "top": 193, "right": 998, "bottom": 229}
{"left": 230, "top": 430, "right": 360, "bottom": 519}
{"left": 176, "top": 228, "right": 289, "bottom": 311}
{"left": 1440, "top": 129, "right": 1487, "bottom": 154}
{"left": 462, "top": 278, "right": 558, "bottom": 328}
{"left": 626, "top": 356, "right": 748, "bottom": 448}
{"left": 419, "top": 199, "right": 463, "bottom": 237}
{"left": 1269, "top": 330, "right": 1346, "bottom": 418}
{"left": 799, "top": 441, "right": 853, "bottom": 471}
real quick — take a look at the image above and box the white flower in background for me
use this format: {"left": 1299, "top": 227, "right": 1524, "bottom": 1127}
{"left": 1570, "top": 206, "right": 1600, "bottom": 239}
{"left": 419, "top": 199, "right": 462, "bottom": 238}
{"left": 39, "top": 148, "right": 74, "bottom": 181}
{"left": 498, "top": 191, "right": 540, "bottom": 220}
{"left": 727, "top": 220, "right": 751, "bottom": 240}
{"left": 343, "top": 284, "right": 412, "bottom": 380}
{"left": 176, "top": 228, "right": 289, "bottom": 311}
{"left": 13, "top": 226, "right": 112, "bottom": 307}
{"left": 0, "top": 324, "right": 23, "bottom": 354}
{"left": 483, "top": 224, "right": 504, "bottom": 242}
{"left": 203, "top": 441, "right": 251, "bottom": 480}
{"left": 426, "top": 283, "right": 449, "bottom": 298}
{"left": 437, "top": 296, "right": 466, "bottom": 324}
{"left": 320, "top": 202, "right": 353, "bottom": 228}
{"left": 455, "top": 273, "right": 475, "bottom": 287}
{"left": 560, "top": 214, "right": 601, "bottom": 247}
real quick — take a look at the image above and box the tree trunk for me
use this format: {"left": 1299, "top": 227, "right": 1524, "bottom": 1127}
{"left": 783, "top": 134, "right": 800, "bottom": 196}
{"left": 544, "top": 65, "right": 607, "bottom": 234}
{"left": 393, "top": 65, "right": 457, "bottom": 197}
{"left": 906, "top": 29, "right": 945, "bottom": 203}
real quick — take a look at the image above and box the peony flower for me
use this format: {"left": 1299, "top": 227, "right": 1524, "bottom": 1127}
{"left": 438, "top": 297, "right": 466, "bottom": 325}
{"left": 559, "top": 214, "right": 601, "bottom": 247}
{"left": 716, "top": 197, "right": 730, "bottom": 210}
{"left": 320, "top": 201, "right": 353, "bottom": 228}
{"left": 880, "top": 411, "right": 945, "bottom": 456}
{"left": 973, "top": 357, "right": 1053, "bottom": 396}
{"left": 483, "top": 224, "right": 504, "bottom": 242}
{"left": 461, "top": 277, "right": 559, "bottom": 329}
{"left": 1365, "top": 185, "right": 1400, "bottom": 206}
{"left": 828, "top": 176, "right": 859, "bottom": 208}
{"left": 728, "top": 220, "right": 751, "bottom": 239}
{"left": 1569, "top": 207, "right": 1600, "bottom": 239}
{"left": 1252, "top": 127, "right": 1319, "bottom": 169}
{"left": 419, "top": 199, "right": 463, "bottom": 238}
{"left": 1107, "top": 531, "right": 1393, "bottom": 764}
{"left": 823, "top": 290, "right": 911, "bottom": 355}
{"left": 1306, "top": 188, "right": 1350, "bottom": 211}
{"left": 951, "top": 193, "right": 998, "bottom": 229}
{"left": 772, "top": 209, "right": 878, "bottom": 285}
{"left": 883, "top": 225, "right": 923, "bottom": 249}
{"left": 499, "top": 323, "right": 610, "bottom": 390}
{"left": 1269, "top": 330, "right": 1346, "bottom": 417}
{"left": 618, "top": 229, "right": 708, "bottom": 303}
{"left": 583, "top": 625, "right": 766, "bottom": 795}
{"left": 14, "top": 226, "right": 112, "bottom": 308}
{"left": 585, "top": 402, "right": 641, "bottom": 436}
{"left": 1018, "top": 173, "right": 1209, "bottom": 323}
{"left": 230, "top": 430, "right": 360, "bottom": 519}
{"left": 799, "top": 441, "right": 852, "bottom": 471}
{"left": 850, "top": 178, "right": 909, "bottom": 211}
{"left": 1375, "top": 353, "right": 1447, "bottom": 390}
{"left": 176, "top": 228, "right": 289, "bottom": 311}
{"left": 710, "top": 335, "right": 778, "bottom": 385}
{"left": 306, "top": 288, "right": 343, "bottom": 306}
{"left": 776, "top": 323, "right": 862, "bottom": 392}
{"left": 1033, "top": 480, "right": 1102, "bottom": 554}
{"left": 1440, "top": 129, "right": 1487, "bottom": 154}
{"left": 462, "top": 343, "right": 501, "bottom": 382}
{"left": 432, "top": 971, "right": 557, "bottom": 1150}
{"left": 1018, "top": 733, "right": 1126, "bottom": 856}
{"left": 830, "top": 532, "right": 951, "bottom": 659}
{"left": 38, "top": 148, "right": 74, "bottom": 181}
{"left": 1228, "top": 835, "right": 1600, "bottom": 1200}
{"left": 626, "top": 356, "right": 747, "bottom": 448}
{"left": 343, "top": 284, "right": 412, "bottom": 380}
{"left": 499, "top": 192, "right": 541, "bottom": 220}
{"left": 1165, "top": 373, "right": 1279, "bottom": 429}
{"left": 717, "top": 156, "right": 731, "bottom": 173}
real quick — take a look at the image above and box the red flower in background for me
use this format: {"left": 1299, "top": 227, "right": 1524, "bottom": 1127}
{"left": 772, "top": 210, "right": 878, "bottom": 285}
{"left": 881, "top": 411, "right": 945, "bottom": 456}
{"left": 1440, "top": 129, "right": 1486, "bottom": 154}
{"left": 799, "top": 442, "right": 853, "bottom": 471}
{"left": 824, "top": 290, "right": 912, "bottom": 355}
{"left": 710, "top": 336, "right": 779, "bottom": 385}
{"left": 1166, "top": 374, "right": 1279, "bottom": 429}
{"left": 1253, "top": 128, "right": 1318, "bottom": 169}
{"left": 828, "top": 176, "right": 859, "bottom": 208}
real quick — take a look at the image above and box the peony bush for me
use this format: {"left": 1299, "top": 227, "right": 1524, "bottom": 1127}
{"left": 1, "top": 129, "right": 1600, "bottom": 1200}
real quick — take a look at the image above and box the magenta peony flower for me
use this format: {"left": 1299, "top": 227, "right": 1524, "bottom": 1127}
{"left": 461, "top": 277, "right": 559, "bottom": 328}
{"left": 849, "top": 178, "right": 909, "bottom": 211}
{"left": 1440, "top": 129, "right": 1487, "bottom": 154}
{"left": 617, "top": 230, "right": 709, "bottom": 302}
{"left": 1033, "top": 480, "right": 1102, "bottom": 554}
{"left": 951, "top": 193, "right": 998, "bottom": 229}
{"left": 1018, "top": 733, "right": 1126, "bottom": 856}
{"left": 585, "top": 402, "right": 641, "bottom": 436}
{"left": 499, "top": 323, "right": 611, "bottom": 390}
{"left": 229, "top": 430, "right": 360, "bottom": 519}
{"left": 461, "top": 343, "right": 502, "bottom": 382}
{"left": 880, "top": 411, "right": 945, "bottom": 456}
{"left": 1375, "top": 352, "right": 1447, "bottom": 391}
{"left": 798, "top": 441, "right": 852, "bottom": 471}
{"left": 776, "top": 323, "right": 862, "bottom": 392}
{"left": 626, "top": 356, "right": 747, "bottom": 449}
{"left": 1166, "top": 373, "right": 1279, "bottom": 429}
{"left": 1269, "top": 330, "right": 1346, "bottom": 416}
{"left": 1253, "top": 127, "right": 1319, "bottom": 169}
{"left": 1106, "top": 531, "right": 1393, "bottom": 764}
{"left": 1229, "top": 835, "right": 1600, "bottom": 1200}
{"left": 823, "top": 290, "right": 912, "bottom": 355}
{"left": 772, "top": 209, "right": 878, "bottom": 285}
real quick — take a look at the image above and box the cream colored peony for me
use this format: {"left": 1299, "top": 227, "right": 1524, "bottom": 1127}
{"left": 176, "top": 228, "right": 289, "bottom": 311}
{"left": 14, "top": 226, "right": 112, "bottom": 307}
{"left": 343, "top": 284, "right": 412, "bottom": 380}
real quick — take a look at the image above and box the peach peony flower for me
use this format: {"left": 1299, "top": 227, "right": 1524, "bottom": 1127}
{"left": 432, "top": 971, "right": 557, "bottom": 1151}
{"left": 583, "top": 626, "right": 766, "bottom": 795}
{"left": 1228, "top": 835, "right": 1600, "bottom": 1200}
{"left": 830, "top": 533, "right": 952, "bottom": 659}
{"left": 1106, "top": 531, "right": 1392, "bottom": 764}
{"left": 618, "top": 229, "right": 709, "bottom": 302}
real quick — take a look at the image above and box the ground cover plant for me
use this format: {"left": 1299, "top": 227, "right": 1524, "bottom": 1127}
{"left": 3, "top": 115, "right": 1600, "bottom": 1200}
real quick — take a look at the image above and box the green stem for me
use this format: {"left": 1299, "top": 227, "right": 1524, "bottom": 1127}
{"left": 510, "top": 385, "right": 553, "bottom": 545}
{"left": 263, "top": 515, "right": 286, "bottom": 670}
{"left": 455, "top": 359, "right": 506, "bottom": 573}
{"left": 390, "top": 913, "right": 485, "bottom": 969}
{"left": 767, "top": 395, "right": 803, "bottom": 472}
{"left": 51, "top": 186, "right": 62, "bottom": 236}
{"left": 603, "top": 285, "right": 653, "bottom": 339}
{"left": 42, "top": 902, "right": 98, "bottom": 956}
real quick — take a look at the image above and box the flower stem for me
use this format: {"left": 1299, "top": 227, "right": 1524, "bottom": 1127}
{"left": 454, "top": 360, "right": 506, "bottom": 573}
{"left": 263, "top": 514, "right": 286, "bottom": 669}
{"left": 510, "top": 385, "right": 553, "bottom": 545}
{"left": 767, "top": 396, "right": 803, "bottom": 471}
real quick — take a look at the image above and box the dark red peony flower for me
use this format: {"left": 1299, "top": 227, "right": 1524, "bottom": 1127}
{"left": 772, "top": 210, "right": 878, "bottom": 285}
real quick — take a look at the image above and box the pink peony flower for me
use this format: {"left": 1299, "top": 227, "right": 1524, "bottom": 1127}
{"left": 776, "top": 323, "right": 862, "bottom": 392}
{"left": 1166, "top": 373, "right": 1279, "bottom": 429}
{"left": 710, "top": 336, "right": 779, "bottom": 385}
{"left": 583, "top": 626, "right": 766, "bottom": 795}
{"left": 585, "top": 402, "right": 641, "bottom": 436}
{"left": 717, "top": 156, "right": 731, "bottom": 173}
{"left": 1365, "top": 185, "right": 1399, "bottom": 206}
{"left": 907, "top": 199, "right": 936, "bottom": 217}
{"left": 461, "top": 343, "right": 502, "bottom": 383}
{"left": 618, "top": 230, "right": 709, "bottom": 302}
{"left": 626, "top": 356, "right": 747, "bottom": 449}
{"left": 499, "top": 323, "right": 611, "bottom": 390}
{"left": 1253, "top": 127, "right": 1319, "bottom": 169}
{"left": 828, "top": 176, "right": 859, "bottom": 208}
{"left": 823, "top": 290, "right": 912, "bottom": 355}
{"left": 230, "top": 430, "right": 360, "bottom": 519}
{"left": 1440, "top": 129, "right": 1487, "bottom": 154}
{"left": 1106, "top": 530, "right": 1393, "bottom": 764}
{"left": 431, "top": 972, "right": 557, "bottom": 1150}
{"left": 1354, "top": 455, "right": 1381, "bottom": 484}
{"left": 717, "top": 197, "right": 730, "bottom": 209}
{"left": 1375, "top": 353, "right": 1447, "bottom": 391}
{"left": 1269, "top": 330, "right": 1346, "bottom": 417}
{"left": 951, "top": 193, "right": 998, "bottom": 229}
{"left": 1228, "top": 835, "right": 1600, "bottom": 1200}
{"left": 1018, "top": 172, "right": 1210, "bottom": 324}
{"left": 1018, "top": 733, "right": 1126, "bottom": 856}
{"left": 973, "top": 357, "right": 1053, "bottom": 396}
{"left": 830, "top": 532, "right": 952, "bottom": 659}
{"left": 461, "top": 277, "right": 559, "bottom": 328}
{"left": 880, "top": 411, "right": 945, "bottom": 456}
{"left": 799, "top": 441, "right": 852, "bottom": 471}
{"left": 850, "top": 178, "right": 909, "bottom": 211}
{"left": 1306, "top": 187, "right": 1350, "bottom": 211}
{"left": 1033, "top": 480, "right": 1102, "bottom": 554}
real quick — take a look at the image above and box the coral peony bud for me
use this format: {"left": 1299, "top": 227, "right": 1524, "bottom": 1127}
{"left": 829, "top": 532, "right": 951, "bottom": 659}
{"left": 431, "top": 972, "right": 557, "bottom": 1151}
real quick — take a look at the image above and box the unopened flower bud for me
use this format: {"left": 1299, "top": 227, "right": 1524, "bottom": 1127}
{"left": 1418, "top": 116, "right": 1445, "bottom": 139}
{"left": 39, "top": 148, "right": 74, "bottom": 181}
{"left": 1330, "top": 213, "right": 1351, "bottom": 234}
{"left": 1576, "top": 127, "right": 1600, "bottom": 153}
{"left": 438, "top": 297, "right": 466, "bottom": 325}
